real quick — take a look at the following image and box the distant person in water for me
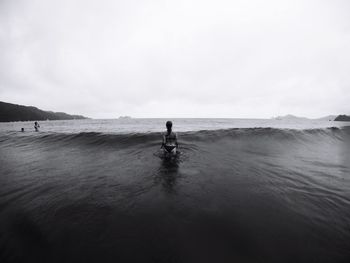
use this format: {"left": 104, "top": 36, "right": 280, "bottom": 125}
{"left": 161, "top": 121, "right": 178, "bottom": 154}
{"left": 21, "top": 128, "right": 24, "bottom": 132}
{"left": 34, "top": 121, "right": 40, "bottom": 132}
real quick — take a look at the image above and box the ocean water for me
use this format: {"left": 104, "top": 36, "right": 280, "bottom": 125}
{"left": 0, "top": 119, "right": 350, "bottom": 263}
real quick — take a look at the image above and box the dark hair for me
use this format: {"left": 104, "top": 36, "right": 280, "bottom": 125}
{"left": 166, "top": 121, "right": 172, "bottom": 129}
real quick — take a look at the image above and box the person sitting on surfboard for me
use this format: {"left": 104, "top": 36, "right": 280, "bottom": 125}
{"left": 161, "top": 121, "right": 178, "bottom": 154}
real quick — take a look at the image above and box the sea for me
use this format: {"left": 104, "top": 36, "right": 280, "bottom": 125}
{"left": 0, "top": 118, "right": 350, "bottom": 263}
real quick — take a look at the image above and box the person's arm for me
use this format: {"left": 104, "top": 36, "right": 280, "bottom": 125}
{"left": 175, "top": 133, "right": 178, "bottom": 148}
{"left": 161, "top": 134, "right": 165, "bottom": 149}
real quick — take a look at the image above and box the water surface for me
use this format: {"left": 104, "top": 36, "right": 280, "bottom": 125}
{"left": 0, "top": 119, "right": 349, "bottom": 263}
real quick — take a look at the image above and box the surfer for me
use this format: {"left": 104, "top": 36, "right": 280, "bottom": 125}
{"left": 34, "top": 121, "right": 40, "bottom": 132}
{"left": 161, "top": 121, "right": 178, "bottom": 155}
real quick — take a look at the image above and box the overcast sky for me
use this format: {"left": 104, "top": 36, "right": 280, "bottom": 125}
{"left": 0, "top": 0, "right": 349, "bottom": 118}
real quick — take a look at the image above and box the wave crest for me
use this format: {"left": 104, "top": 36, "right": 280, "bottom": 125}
{"left": 1, "top": 126, "right": 348, "bottom": 149}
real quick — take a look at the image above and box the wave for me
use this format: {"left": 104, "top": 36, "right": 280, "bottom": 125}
{"left": 1, "top": 126, "right": 349, "bottom": 149}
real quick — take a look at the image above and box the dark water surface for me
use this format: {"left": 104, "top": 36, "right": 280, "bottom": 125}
{"left": 1, "top": 122, "right": 350, "bottom": 262}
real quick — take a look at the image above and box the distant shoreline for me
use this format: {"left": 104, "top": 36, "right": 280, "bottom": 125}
{"left": 0, "top": 101, "right": 88, "bottom": 122}
{"left": 1, "top": 101, "right": 349, "bottom": 122}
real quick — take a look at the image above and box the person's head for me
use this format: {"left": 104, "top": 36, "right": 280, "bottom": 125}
{"left": 166, "top": 121, "right": 172, "bottom": 132}
{"left": 21, "top": 128, "right": 24, "bottom": 132}
{"left": 35, "top": 121, "right": 37, "bottom": 125}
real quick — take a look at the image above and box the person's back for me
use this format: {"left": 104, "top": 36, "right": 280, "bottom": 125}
{"left": 164, "top": 131, "right": 177, "bottom": 145}
{"left": 162, "top": 121, "right": 178, "bottom": 154}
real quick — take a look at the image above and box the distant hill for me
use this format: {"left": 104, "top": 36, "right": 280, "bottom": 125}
{"left": 273, "top": 114, "right": 338, "bottom": 121}
{"left": 334, "top": 115, "right": 350, "bottom": 121}
{"left": 118, "top": 116, "right": 132, "bottom": 119}
{"left": 315, "top": 115, "right": 337, "bottom": 121}
{"left": 273, "top": 114, "right": 309, "bottom": 121}
{"left": 0, "top": 101, "right": 88, "bottom": 122}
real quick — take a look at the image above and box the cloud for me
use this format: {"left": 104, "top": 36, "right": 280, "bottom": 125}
{"left": 0, "top": 0, "right": 349, "bottom": 118}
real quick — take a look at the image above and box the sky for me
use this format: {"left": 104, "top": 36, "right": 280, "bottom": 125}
{"left": 0, "top": 0, "right": 349, "bottom": 118}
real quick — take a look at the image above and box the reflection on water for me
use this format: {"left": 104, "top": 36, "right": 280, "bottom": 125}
{"left": 156, "top": 153, "right": 181, "bottom": 193}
